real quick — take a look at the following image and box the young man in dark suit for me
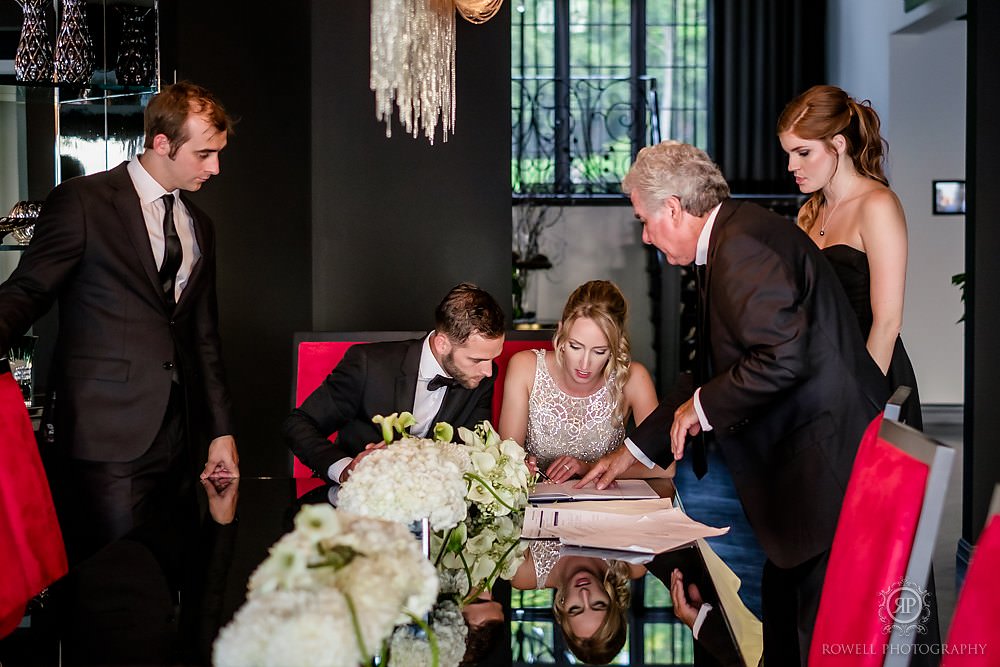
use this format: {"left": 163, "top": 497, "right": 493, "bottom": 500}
{"left": 579, "top": 141, "right": 888, "bottom": 665}
{"left": 284, "top": 283, "right": 505, "bottom": 484}
{"left": 0, "top": 82, "right": 239, "bottom": 562}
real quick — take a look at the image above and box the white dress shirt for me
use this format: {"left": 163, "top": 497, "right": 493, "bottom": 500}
{"left": 411, "top": 333, "right": 451, "bottom": 437}
{"left": 127, "top": 157, "right": 201, "bottom": 302}
{"left": 625, "top": 202, "right": 723, "bottom": 468}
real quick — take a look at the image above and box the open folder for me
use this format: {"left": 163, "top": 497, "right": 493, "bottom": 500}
{"left": 529, "top": 478, "right": 659, "bottom": 502}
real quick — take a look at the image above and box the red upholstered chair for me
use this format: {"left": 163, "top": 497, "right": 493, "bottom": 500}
{"left": 490, "top": 329, "right": 553, "bottom": 425}
{"left": 809, "top": 388, "right": 954, "bottom": 667}
{"left": 940, "top": 486, "right": 1000, "bottom": 667}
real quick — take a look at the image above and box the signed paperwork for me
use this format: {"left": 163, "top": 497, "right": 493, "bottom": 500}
{"left": 522, "top": 498, "right": 729, "bottom": 554}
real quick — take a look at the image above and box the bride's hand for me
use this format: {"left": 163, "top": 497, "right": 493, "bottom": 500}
{"left": 546, "top": 456, "right": 588, "bottom": 483}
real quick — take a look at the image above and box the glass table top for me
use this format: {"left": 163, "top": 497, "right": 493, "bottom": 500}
{"left": 0, "top": 477, "right": 746, "bottom": 666}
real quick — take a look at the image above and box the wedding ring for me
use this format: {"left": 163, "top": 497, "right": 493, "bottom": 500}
{"left": 562, "top": 463, "right": 570, "bottom": 470}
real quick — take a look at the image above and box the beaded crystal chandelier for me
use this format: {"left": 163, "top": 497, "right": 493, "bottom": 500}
{"left": 370, "top": 0, "right": 505, "bottom": 144}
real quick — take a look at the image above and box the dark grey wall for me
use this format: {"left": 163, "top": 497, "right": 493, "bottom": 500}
{"left": 165, "top": 2, "right": 512, "bottom": 475}
{"left": 166, "top": 2, "right": 313, "bottom": 476}
{"left": 310, "top": 1, "right": 512, "bottom": 332}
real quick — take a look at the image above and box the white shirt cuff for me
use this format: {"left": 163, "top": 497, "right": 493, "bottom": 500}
{"left": 693, "top": 388, "right": 713, "bottom": 432}
{"left": 329, "top": 457, "right": 352, "bottom": 484}
{"left": 624, "top": 438, "right": 655, "bottom": 469}
{"left": 692, "top": 602, "right": 713, "bottom": 639}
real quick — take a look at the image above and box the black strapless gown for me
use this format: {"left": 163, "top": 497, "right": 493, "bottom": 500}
{"left": 823, "top": 244, "right": 923, "bottom": 430}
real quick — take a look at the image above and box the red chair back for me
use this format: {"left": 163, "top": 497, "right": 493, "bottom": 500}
{"left": 809, "top": 413, "right": 953, "bottom": 665}
{"left": 491, "top": 334, "right": 553, "bottom": 424}
{"left": 292, "top": 341, "right": 358, "bottom": 481}
{"left": 941, "top": 508, "right": 1000, "bottom": 666}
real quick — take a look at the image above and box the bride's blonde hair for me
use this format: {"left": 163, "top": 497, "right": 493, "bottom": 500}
{"left": 552, "top": 559, "right": 632, "bottom": 664}
{"left": 553, "top": 280, "right": 632, "bottom": 426}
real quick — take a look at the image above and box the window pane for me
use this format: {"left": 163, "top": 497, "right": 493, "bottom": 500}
{"left": 513, "top": 0, "right": 709, "bottom": 198}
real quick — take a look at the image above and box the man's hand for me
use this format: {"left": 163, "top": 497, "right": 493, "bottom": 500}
{"left": 201, "top": 435, "right": 239, "bottom": 479}
{"left": 201, "top": 477, "right": 239, "bottom": 524}
{"left": 338, "top": 442, "right": 386, "bottom": 483}
{"left": 575, "top": 446, "right": 636, "bottom": 490}
{"left": 670, "top": 568, "right": 704, "bottom": 629}
{"left": 670, "top": 398, "right": 702, "bottom": 461}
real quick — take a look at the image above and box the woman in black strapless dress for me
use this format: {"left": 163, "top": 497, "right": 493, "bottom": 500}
{"left": 777, "top": 85, "right": 922, "bottom": 429}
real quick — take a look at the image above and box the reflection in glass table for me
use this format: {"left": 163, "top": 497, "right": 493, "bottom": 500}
{"left": 0, "top": 477, "right": 754, "bottom": 666}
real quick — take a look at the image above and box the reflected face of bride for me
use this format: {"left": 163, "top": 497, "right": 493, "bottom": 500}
{"left": 439, "top": 332, "right": 504, "bottom": 389}
{"left": 560, "top": 566, "right": 612, "bottom": 638}
{"left": 559, "top": 317, "right": 611, "bottom": 390}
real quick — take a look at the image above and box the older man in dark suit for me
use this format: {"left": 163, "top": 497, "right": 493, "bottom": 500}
{"left": 283, "top": 283, "right": 505, "bottom": 484}
{"left": 0, "top": 82, "right": 239, "bottom": 563}
{"left": 579, "top": 141, "right": 888, "bottom": 665}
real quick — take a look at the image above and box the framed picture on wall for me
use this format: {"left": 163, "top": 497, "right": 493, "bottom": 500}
{"left": 933, "top": 180, "right": 966, "bottom": 215}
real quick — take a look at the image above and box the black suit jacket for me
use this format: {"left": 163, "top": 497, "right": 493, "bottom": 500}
{"left": 283, "top": 337, "right": 496, "bottom": 483}
{"left": 632, "top": 200, "right": 888, "bottom": 568}
{"left": 0, "top": 162, "right": 234, "bottom": 462}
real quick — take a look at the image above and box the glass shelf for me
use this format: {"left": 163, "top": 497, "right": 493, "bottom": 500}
{"left": 0, "top": 75, "right": 157, "bottom": 101}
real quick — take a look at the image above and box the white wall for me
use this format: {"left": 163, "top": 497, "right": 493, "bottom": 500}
{"left": 520, "top": 205, "right": 656, "bottom": 372}
{"left": 828, "top": 0, "right": 967, "bottom": 405}
{"left": 889, "top": 21, "right": 966, "bottom": 404}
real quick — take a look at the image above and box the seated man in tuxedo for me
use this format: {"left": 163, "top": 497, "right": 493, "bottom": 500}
{"left": 283, "top": 283, "right": 505, "bottom": 484}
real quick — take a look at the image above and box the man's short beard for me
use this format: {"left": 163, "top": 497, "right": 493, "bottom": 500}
{"left": 441, "top": 350, "right": 480, "bottom": 389}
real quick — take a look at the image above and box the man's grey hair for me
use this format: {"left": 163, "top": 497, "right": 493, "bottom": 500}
{"left": 622, "top": 140, "right": 730, "bottom": 216}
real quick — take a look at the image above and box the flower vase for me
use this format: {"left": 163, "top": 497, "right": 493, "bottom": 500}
{"left": 409, "top": 517, "right": 431, "bottom": 558}
{"left": 13, "top": 0, "right": 54, "bottom": 83}
{"left": 53, "top": 0, "right": 94, "bottom": 85}
{"left": 114, "top": 5, "right": 154, "bottom": 86}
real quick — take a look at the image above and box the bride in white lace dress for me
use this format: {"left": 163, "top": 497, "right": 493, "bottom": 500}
{"left": 499, "top": 280, "right": 673, "bottom": 483}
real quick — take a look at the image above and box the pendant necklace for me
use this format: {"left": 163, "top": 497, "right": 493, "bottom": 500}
{"left": 819, "top": 199, "right": 842, "bottom": 237}
{"left": 819, "top": 190, "right": 868, "bottom": 237}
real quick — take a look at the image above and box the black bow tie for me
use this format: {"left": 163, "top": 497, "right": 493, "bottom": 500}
{"left": 427, "top": 374, "right": 458, "bottom": 392}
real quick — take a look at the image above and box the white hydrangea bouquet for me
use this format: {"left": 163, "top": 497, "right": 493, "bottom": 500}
{"left": 213, "top": 504, "right": 438, "bottom": 667}
{"left": 338, "top": 414, "right": 472, "bottom": 531}
{"left": 339, "top": 414, "right": 531, "bottom": 605}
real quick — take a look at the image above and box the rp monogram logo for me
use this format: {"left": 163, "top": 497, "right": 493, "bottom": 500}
{"left": 878, "top": 578, "right": 932, "bottom": 636}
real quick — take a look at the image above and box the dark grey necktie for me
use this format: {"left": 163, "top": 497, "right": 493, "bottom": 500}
{"left": 691, "top": 263, "right": 709, "bottom": 479}
{"left": 158, "top": 194, "right": 181, "bottom": 308}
